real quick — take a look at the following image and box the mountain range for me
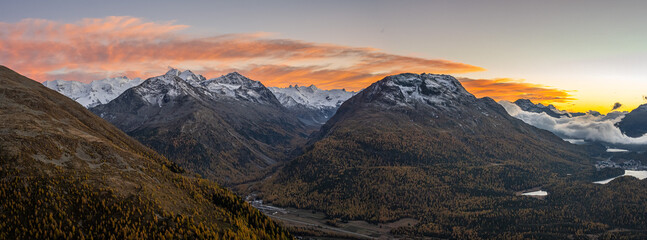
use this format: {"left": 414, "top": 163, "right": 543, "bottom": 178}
{"left": 22, "top": 66, "right": 647, "bottom": 238}
{"left": 44, "top": 71, "right": 355, "bottom": 126}
{"left": 0, "top": 65, "right": 290, "bottom": 239}
{"left": 255, "top": 73, "right": 637, "bottom": 238}
{"left": 89, "top": 70, "right": 310, "bottom": 185}
{"left": 45, "top": 70, "right": 355, "bottom": 185}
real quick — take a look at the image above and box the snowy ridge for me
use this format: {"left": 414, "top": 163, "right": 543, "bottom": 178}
{"left": 268, "top": 85, "right": 356, "bottom": 109}
{"left": 130, "top": 69, "right": 280, "bottom": 106}
{"left": 364, "top": 73, "right": 475, "bottom": 107}
{"left": 43, "top": 76, "right": 143, "bottom": 108}
{"left": 45, "top": 68, "right": 282, "bottom": 108}
{"left": 134, "top": 69, "right": 207, "bottom": 107}
{"left": 200, "top": 72, "right": 279, "bottom": 105}
{"left": 167, "top": 69, "right": 207, "bottom": 86}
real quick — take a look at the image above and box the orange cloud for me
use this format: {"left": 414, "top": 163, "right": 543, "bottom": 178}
{"left": 0, "top": 16, "right": 483, "bottom": 90}
{"left": 458, "top": 78, "right": 575, "bottom": 104}
{"left": 199, "top": 65, "right": 382, "bottom": 90}
{"left": 1, "top": 16, "right": 573, "bottom": 105}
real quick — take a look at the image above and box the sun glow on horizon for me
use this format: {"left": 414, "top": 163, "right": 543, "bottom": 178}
{"left": 2, "top": 16, "right": 643, "bottom": 113}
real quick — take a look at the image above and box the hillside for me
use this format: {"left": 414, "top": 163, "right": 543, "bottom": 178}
{"left": 257, "top": 73, "right": 647, "bottom": 238}
{"left": 0, "top": 66, "right": 291, "bottom": 239}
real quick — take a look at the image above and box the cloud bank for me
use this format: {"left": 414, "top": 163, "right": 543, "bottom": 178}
{"left": 0, "top": 16, "right": 483, "bottom": 89}
{"left": 499, "top": 101, "right": 647, "bottom": 145}
{"left": 459, "top": 78, "right": 575, "bottom": 104}
{"left": 0, "top": 16, "right": 573, "bottom": 104}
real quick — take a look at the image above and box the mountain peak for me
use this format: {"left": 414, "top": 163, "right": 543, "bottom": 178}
{"left": 163, "top": 68, "right": 206, "bottom": 84}
{"left": 361, "top": 73, "right": 474, "bottom": 106}
{"left": 226, "top": 71, "right": 245, "bottom": 77}
{"left": 213, "top": 72, "right": 260, "bottom": 86}
{"left": 514, "top": 99, "right": 534, "bottom": 106}
{"left": 165, "top": 68, "right": 181, "bottom": 77}
{"left": 199, "top": 72, "right": 280, "bottom": 105}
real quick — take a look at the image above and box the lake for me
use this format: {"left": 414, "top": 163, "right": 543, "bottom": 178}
{"left": 594, "top": 170, "right": 647, "bottom": 184}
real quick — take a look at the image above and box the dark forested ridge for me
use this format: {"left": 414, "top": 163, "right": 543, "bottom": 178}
{"left": 257, "top": 73, "right": 647, "bottom": 239}
{"left": 0, "top": 66, "right": 291, "bottom": 239}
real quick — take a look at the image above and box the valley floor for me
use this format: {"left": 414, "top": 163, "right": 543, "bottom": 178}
{"left": 246, "top": 196, "right": 418, "bottom": 239}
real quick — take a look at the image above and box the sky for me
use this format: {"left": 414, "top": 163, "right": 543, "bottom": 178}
{"left": 1, "top": 0, "right": 646, "bottom": 113}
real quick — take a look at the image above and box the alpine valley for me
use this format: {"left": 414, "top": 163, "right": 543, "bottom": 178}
{"left": 25, "top": 67, "right": 647, "bottom": 239}
{"left": 0, "top": 66, "right": 291, "bottom": 239}
{"left": 6, "top": 2, "right": 647, "bottom": 239}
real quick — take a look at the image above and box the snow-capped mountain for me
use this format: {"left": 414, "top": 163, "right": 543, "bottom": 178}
{"left": 270, "top": 72, "right": 487, "bottom": 126}
{"left": 133, "top": 69, "right": 207, "bottom": 107}
{"left": 43, "top": 76, "right": 143, "bottom": 108}
{"left": 202, "top": 72, "right": 281, "bottom": 105}
{"left": 264, "top": 72, "right": 593, "bottom": 230}
{"left": 172, "top": 68, "right": 207, "bottom": 85}
{"left": 268, "top": 85, "right": 356, "bottom": 125}
{"left": 131, "top": 69, "right": 280, "bottom": 106}
{"left": 359, "top": 73, "right": 474, "bottom": 107}
{"left": 90, "top": 69, "right": 308, "bottom": 184}
{"left": 269, "top": 85, "right": 355, "bottom": 109}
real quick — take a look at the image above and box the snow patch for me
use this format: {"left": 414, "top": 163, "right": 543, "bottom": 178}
{"left": 521, "top": 190, "right": 548, "bottom": 196}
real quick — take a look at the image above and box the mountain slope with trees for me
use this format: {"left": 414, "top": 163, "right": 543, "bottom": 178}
{"left": 258, "top": 73, "right": 647, "bottom": 238}
{"left": 0, "top": 65, "right": 291, "bottom": 239}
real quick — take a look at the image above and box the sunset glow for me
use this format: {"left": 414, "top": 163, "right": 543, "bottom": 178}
{"left": 0, "top": 17, "right": 483, "bottom": 86}
{"left": 0, "top": 16, "right": 575, "bottom": 106}
{"left": 2, "top": 0, "right": 647, "bottom": 113}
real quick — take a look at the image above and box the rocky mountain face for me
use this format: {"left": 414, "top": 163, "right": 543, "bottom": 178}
{"left": 269, "top": 85, "right": 356, "bottom": 126}
{"left": 43, "top": 76, "right": 143, "bottom": 108}
{"left": 258, "top": 73, "right": 605, "bottom": 237}
{"left": 90, "top": 69, "right": 308, "bottom": 185}
{"left": 617, "top": 103, "right": 647, "bottom": 138}
{"left": 0, "top": 66, "right": 290, "bottom": 239}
